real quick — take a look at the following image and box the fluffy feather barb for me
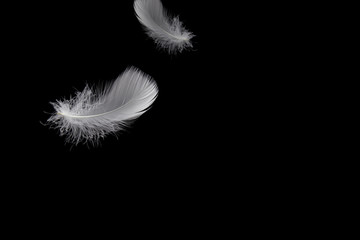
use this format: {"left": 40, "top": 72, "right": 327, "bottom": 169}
{"left": 47, "top": 67, "right": 158, "bottom": 145}
{"left": 134, "top": 0, "right": 194, "bottom": 54}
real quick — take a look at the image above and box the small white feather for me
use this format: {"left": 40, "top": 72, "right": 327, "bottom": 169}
{"left": 134, "top": 0, "right": 194, "bottom": 54}
{"left": 47, "top": 67, "right": 158, "bottom": 145}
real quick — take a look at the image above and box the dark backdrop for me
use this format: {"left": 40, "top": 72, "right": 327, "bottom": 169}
{"left": 4, "top": 1, "right": 297, "bottom": 174}
{"left": 1, "top": 0, "right": 313, "bottom": 228}
{"left": 4, "top": 1, "right": 285, "bottom": 170}
{"left": 7, "top": 1, "right": 227, "bottom": 175}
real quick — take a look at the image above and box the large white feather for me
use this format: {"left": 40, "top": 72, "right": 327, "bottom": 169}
{"left": 134, "top": 0, "right": 194, "bottom": 54}
{"left": 47, "top": 67, "right": 158, "bottom": 145}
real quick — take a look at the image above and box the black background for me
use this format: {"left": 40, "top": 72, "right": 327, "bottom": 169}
{"left": 4, "top": 1, "right": 294, "bottom": 173}
{"left": 2, "top": 0, "right": 322, "bottom": 229}
{"left": 6, "top": 1, "right": 233, "bottom": 178}
{"left": 4, "top": 1, "right": 258, "bottom": 220}
{"left": 3, "top": 1, "right": 307, "bottom": 178}
{"left": 0, "top": 1, "right": 338, "bottom": 232}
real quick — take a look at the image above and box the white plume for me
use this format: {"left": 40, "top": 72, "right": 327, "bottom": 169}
{"left": 47, "top": 67, "right": 158, "bottom": 145}
{"left": 134, "top": 0, "right": 194, "bottom": 54}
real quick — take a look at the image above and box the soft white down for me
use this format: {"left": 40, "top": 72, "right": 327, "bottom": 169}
{"left": 134, "top": 0, "right": 194, "bottom": 54}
